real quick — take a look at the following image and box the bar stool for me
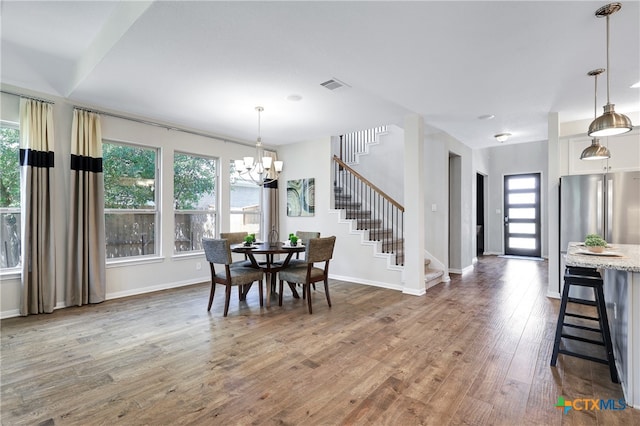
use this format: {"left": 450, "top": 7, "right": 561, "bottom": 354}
{"left": 550, "top": 267, "right": 618, "bottom": 383}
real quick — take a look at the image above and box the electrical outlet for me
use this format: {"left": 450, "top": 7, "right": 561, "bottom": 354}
{"left": 196, "top": 262, "right": 202, "bottom": 271}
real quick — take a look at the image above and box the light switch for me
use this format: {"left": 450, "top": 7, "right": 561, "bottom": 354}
{"left": 496, "top": 209, "right": 501, "bottom": 214}
{"left": 431, "top": 204, "right": 437, "bottom": 212}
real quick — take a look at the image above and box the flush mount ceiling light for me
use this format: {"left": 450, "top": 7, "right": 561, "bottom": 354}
{"left": 582, "top": 69, "right": 611, "bottom": 161}
{"left": 233, "top": 106, "right": 283, "bottom": 186}
{"left": 494, "top": 133, "right": 511, "bottom": 143}
{"left": 588, "top": 3, "right": 633, "bottom": 137}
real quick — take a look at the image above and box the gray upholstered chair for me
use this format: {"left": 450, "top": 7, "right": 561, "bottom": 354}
{"left": 220, "top": 231, "right": 252, "bottom": 268}
{"left": 202, "top": 238, "right": 264, "bottom": 316}
{"left": 288, "top": 231, "right": 320, "bottom": 267}
{"left": 278, "top": 236, "right": 336, "bottom": 314}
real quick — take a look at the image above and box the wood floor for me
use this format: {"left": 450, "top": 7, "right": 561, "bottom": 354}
{"left": 2, "top": 256, "right": 638, "bottom": 425}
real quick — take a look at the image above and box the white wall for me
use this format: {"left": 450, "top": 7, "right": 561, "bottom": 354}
{"left": 481, "top": 140, "right": 549, "bottom": 257}
{"left": 0, "top": 88, "right": 261, "bottom": 318}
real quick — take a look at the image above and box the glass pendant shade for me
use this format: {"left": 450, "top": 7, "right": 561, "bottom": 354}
{"left": 580, "top": 138, "right": 610, "bottom": 160}
{"left": 588, "top": 103, "right": 633, "bottom": 136}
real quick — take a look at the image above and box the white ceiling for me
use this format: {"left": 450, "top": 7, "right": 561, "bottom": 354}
{"left": 2, "top": 1, "right": 639, "bottom": 149}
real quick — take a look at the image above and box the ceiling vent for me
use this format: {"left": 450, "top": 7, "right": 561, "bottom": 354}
{"left": 320, "top": 78, "right": 350, "bottom": 91}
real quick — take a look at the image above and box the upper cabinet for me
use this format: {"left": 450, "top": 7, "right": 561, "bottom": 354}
{"left": 568, "top": 131, "right": 640, "bottom": 175}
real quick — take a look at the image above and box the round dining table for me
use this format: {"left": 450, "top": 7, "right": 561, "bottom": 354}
{"left": 231, "top": 241, "right": 305, "bottom": 307}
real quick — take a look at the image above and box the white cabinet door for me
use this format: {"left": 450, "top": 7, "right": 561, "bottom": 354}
{"left": 607, "top": 132, "right": 640, "bottom": 172}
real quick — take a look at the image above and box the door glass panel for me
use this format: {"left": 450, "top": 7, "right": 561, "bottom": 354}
{"left": 508, "top": 208, "right": 536, "bottom": 219}
{"left": 508, "top": 178, "right": 536, "bottom": 190}
{"left": 508, "top": 192, "right": 536, "bottom": 204}
{"left": 509, "top": 237, "right": 536, "bottom": 249}
{"left": 509, "top": 223, "right": 536, "bottom": 234}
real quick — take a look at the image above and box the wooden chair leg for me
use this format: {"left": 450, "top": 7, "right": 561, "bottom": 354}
{"left": 306, "top": 283, "right": 313, "bottom": 314}
{"left": 223, "top": 285, "right": 232, "bottom": 317}
{"left": 324, "top": 278, "right": 331, "bottom": 307}
{"left": 258, "top": 280, "right": 264, "bottom": 307}
{"left": 278, "top": 280, "right": 284, "bottom": 306}
{"left": 207, "top": 282, "right": 216, "bottom": 311}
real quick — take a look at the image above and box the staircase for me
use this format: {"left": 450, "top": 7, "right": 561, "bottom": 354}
{"left": 334, "top": 126, "right": 445, "bottom": 289}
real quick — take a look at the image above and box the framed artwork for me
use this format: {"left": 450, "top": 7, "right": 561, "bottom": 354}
{"left": 287, "top": 178, "right": 315, "bottom": 216}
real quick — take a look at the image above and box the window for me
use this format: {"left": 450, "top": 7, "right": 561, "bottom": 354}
{"left": 174, "top": 152, "right": 217, "bottom": 253}
{"left": 0, "top": 124, "right": 21, "bottom": 270}
{"left": 103, "top": 142, "right": 158, "bottom": 259}
{"left": 229, "top": 161, "right": 261, "bottom": 236}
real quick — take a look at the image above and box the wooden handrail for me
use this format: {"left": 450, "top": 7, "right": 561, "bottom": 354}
{"left": 333, "top": 155, "right": 404, "bottom": 212}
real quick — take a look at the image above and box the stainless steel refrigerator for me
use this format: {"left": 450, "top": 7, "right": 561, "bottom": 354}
{"left": 559, "top": 171, "right": 640, "bottom": 293}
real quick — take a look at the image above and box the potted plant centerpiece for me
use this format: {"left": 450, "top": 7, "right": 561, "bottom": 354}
{"left": 584, "top": 234, "right": 607, "bottom": 253}
{"left": 243, "top": 235, "right": 254, "bottom": 247}
{"left": 288, "top": 234, "right": 299, "bottom": 246}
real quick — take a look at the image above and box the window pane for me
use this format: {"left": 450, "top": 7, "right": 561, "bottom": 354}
{"left": 175, "top": 213, "right": 216, "bottom": 252}
{"left": 508, "top": 192, "right": 535, "bottom": 205}
{"left": 0, "top": 211, "right": 21, "bottom": 268}
{"left": 509, "top": 208, "right": 536, "bottom": 219}
{"left": 174, "top": 152, "right": 217, "bottom": 253}
{"left": 509, "top": 223, "right": 536, "bottom": 234}
{"left": 509, "top": 237, "right": 536, "bottom": 249}
{"left": 104, "top": 142, "right": 157, "bottom": 259}
{"left": 230, "top": 162, "right": 261, "bottom": 235}
{"left": 104, "top": 143, "right": 156, "bottom": 209}
{"left": 1, "top": 125, "right": 21, "bottom": 269}
{"left": 508, "top": 177, "right": 536, "bottom": 190}
{"left": 105, "top": 213, "right": 156, "bottom": 258}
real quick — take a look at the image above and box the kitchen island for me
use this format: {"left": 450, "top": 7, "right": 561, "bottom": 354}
{"left": 565, "top": 243, "right": 640, "bottom": 408}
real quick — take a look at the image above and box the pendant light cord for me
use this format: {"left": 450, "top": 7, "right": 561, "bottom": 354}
{"left": 605, "top": 14, "right": 611, "bottom": 105}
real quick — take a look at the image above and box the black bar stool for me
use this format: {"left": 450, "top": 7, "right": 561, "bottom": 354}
{"left": 550, "top": 267, "right": 618, "bottom": 383}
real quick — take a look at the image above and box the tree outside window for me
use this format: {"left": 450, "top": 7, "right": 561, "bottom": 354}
{"left": 174, "top": 152, "right": 217, "bottom": 253}
{"left": 103, "top": 142, "right": 157, "bottom": 259}
{"left": 0, "top": 125, "right": 21, "bottom": 269}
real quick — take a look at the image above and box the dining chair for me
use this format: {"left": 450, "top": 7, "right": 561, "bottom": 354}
{"left": 202, "top": 238, "right": 264, "bottom": 316}
{"left": 220, "top": 232, "right": 252, "bottom": 268}
{"left": 284, "top": 231, "right": 321, "bottom": 268}
{"left": 277, "top": 236, "right": 336, "bottom": 314}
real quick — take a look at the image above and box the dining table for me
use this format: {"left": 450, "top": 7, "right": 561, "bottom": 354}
{"left": 231, "top": 241, "right": 305, "bottom": 307}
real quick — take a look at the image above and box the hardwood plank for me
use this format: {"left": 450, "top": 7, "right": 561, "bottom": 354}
{"left": 1, "top": 255, "right": 638, "bottom": 425}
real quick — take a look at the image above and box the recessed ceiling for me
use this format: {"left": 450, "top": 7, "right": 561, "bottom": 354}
{"left": 1, "top": 1, "right": 638, "bottom": 148}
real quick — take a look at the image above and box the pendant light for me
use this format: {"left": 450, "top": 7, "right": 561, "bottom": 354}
{"left": 581, "top": 69, "right": 611, "bottom": 160}
{"left": 588, "top": 3, "right": 633, "bottom": 137}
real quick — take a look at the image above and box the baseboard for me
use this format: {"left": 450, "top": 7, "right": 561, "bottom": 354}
{"left": 329, "top": 273, "right": 403, "bottom": 292}
{"left": 449, "top": 265, "right": 474, "bottom": 275}
{"left": 106, "top": 278, "right": 206, "bottom": 300}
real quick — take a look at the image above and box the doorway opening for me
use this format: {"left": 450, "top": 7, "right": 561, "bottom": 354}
{"left": 476, "top": 173, "right": 485, "bottom": 257}
{"left": 448, "top": 153, "right": 462, "bottom": 271}
{"left": 503, "top": 173, "right": 541, "bottom": 258}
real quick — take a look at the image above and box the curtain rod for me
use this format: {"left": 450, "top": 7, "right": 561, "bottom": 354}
{"left": 73, "top": 105, "right": 255, "bottom": 148}
{"left": 0, "top": 90, "right": 54, "bottom": 104}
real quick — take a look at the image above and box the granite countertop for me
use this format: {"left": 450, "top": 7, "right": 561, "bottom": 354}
{"left": 565, "top": 242, "right": 640, "bottom": 273}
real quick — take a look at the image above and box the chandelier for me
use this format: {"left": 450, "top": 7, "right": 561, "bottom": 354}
{"left": 234, "top": 106, "right": 283, "bottom": 186}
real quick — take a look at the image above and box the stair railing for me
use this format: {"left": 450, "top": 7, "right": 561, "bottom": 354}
{"left": 333, "top": 155, "right": 404, "bottom": 265}
{"left": 339, "top": 126, "right": 388, "bottom": 165}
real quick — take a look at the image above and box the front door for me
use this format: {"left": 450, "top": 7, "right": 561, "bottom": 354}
{"left": 503, "top": 173, "right": 541, "bottom": 257}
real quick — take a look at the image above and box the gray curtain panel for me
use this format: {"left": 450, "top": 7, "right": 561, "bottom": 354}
{"left": 19, "top": 98, "right": 56, "bottom": 315}
{"left": 262, "top": 151, "right": 280, "bottom": 241}
{"left": 66, "top": 109, "right": 106, "bottom": 306}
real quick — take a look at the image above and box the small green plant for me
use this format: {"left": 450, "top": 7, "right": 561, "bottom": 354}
{"left": 244, "top": 235, "right": 254, "bottom": 245}
{"left": 584, "top": 234, "right": 607, "bottom": 247}
{"left": 249, "top": 233, "right": 256, "bottom": 243}
{"left": 289, "top": 235, "right": 299, "bottom": 245}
